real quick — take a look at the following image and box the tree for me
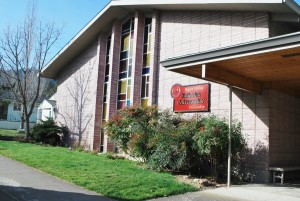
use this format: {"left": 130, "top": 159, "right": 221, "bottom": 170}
{"left": 0, "top": 4, "right": 62, "bottom": 139}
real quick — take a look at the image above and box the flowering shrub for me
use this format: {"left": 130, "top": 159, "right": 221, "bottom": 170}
{"left": 105, "top": 106, "right": 159, "bottom": 161}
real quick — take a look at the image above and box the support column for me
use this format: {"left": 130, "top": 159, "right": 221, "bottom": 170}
{"left": 92, "top": 33, "right": 107, "bottom": 151}
{"left": 228, "top": 86, "right": 232, "bottom": 187}
{"left": 104, "top": 20, "right": 121, "bottom": 153}
{"left": 131, "top": 11, "right": 145, "bottom": 106}
{"left": 108, "top": 20, "right": 121, "bottom": 118}
{"left": 149, "top": 11, "right": 160, "bottom": 106}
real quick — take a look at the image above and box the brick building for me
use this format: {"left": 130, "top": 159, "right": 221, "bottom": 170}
{"left": 42, "top": 0, "right": 300, "bottom": 183}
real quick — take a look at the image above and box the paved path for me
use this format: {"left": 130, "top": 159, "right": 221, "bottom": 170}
{"left": 149, "top": 183, "right": 300, "bottom": 201}
{"left": 0, "top": 155, "right": 115, "bottom": 201}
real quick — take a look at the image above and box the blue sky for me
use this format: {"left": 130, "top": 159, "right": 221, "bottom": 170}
{"left": 0, "top": 0, "right": 110, "bottom": 61}
{"left": 1, "top": 0, "right": 300, "bottom": 61}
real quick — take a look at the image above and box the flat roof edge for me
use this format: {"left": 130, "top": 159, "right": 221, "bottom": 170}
{"left": 111, "top": 0, "right": 284, "bottom": 6}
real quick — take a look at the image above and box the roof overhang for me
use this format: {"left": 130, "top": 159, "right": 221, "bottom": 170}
{"left": 41, "top": 0, "right": 300, "bottom": 79}
{"left": 161, "top": 31, "right": 300, "bottom": 97}
{"left": 111, "top": 0, "right": 300, "bottom": 14}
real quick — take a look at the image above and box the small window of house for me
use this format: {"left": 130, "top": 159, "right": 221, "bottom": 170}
{"left": 13, "top": 103, "right": 21, "bottom": 111}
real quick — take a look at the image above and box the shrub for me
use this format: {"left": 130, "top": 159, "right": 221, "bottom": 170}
{"left": 148, "top": 111, "right": 184, "bottom": 171}
{"left": 107, "top": 108, "right": 202, "bottom": 172}
{"left": 148, "top": 111, "right": 201, "bottom": 172}
{"left": 106, "top": 107, "right": 246, "bottom": 179}
{"left": 106, "top": 106, "right": 159, "bottom": 161}
{"left": 30, "top": 118, "right": 69, "bottom": 146}
{"left": 193, "top": 115, "right": 245, "bottom": 179}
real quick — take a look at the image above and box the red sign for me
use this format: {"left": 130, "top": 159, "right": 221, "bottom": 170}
{"left": 171, "top": 83, "right": 210, "bottom": 113}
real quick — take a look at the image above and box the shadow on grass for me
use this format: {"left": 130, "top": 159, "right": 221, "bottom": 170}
{"left": 0, "top": 136, "right": 17, "bottom": 141}
{"left": 0, "top": 136, "right": 26, "bottom": 143}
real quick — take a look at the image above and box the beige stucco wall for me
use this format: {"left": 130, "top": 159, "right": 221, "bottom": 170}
{"left": 56, "top": 40, "right": 100, "bottom": 149}
{"left": 158, "top": 11, "right": 269, "bottom": 107}
{"left": 269, "top": 90, "right": 300, "bottom": 167}
{"left": 159, "top": 11, "right": 269, "bottom": 61}
{"left": 157, "top": 11, "right": 271, "bottom": 182}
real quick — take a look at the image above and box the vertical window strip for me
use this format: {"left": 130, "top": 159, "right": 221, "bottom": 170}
{"left": 100, "top": 35, "right": 111, "bottom": 152}
{"left": 141, "top": 18, "right": 152, "bottom": 108}
{"left": 117, "top": 17, "right": 135, "bottom": 109}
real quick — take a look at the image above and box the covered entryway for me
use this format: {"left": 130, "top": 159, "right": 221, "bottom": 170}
{"left": 161, "top": 32, "right": 300, "bottom": 183}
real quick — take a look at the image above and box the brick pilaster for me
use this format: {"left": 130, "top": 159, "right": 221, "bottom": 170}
{"left": 149, "top": 11, "right": 160, "bottom": 106}
{"left": 92, "top": 33, "right": 107, "bottom": 152}
{"left": 131, "top": 11, "right": 145, "bottom": 106}
{"left": 105, "top": 20, "right": 121, "bottom": 153}
{"left": 108, "top": 20, "right": 121, "bottom": 118}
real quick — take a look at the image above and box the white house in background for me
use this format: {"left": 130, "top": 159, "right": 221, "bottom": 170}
{"left": 0, "top": 101, "right": 37, "bottom": 129}
{"left": 37, "top": 99, "right": 56, "bottom": 122}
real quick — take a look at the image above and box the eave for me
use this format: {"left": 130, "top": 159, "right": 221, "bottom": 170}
{"left": 161, "top": 31, "right": 300, "bottom": 97}
{"left": 41, "top": 0, "right": 300, "bottom": 79}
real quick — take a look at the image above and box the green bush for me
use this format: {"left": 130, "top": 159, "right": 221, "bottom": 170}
{"left": 106, "top": 106, "right": 246, "bottom": 179}
{"left": 30, "top": 118, "right": 69, "bottom": 146}
{"left": 193, "top": 115, "right": 245, "bottom": 179}
{"left": 106, "top": 106, "right": 159, "bottom": 161}
{"left": 148, "top": 111, "right": 185, "bottom": 171}
{"left": 148, "top": 111, "right": 201, "bottom": 172}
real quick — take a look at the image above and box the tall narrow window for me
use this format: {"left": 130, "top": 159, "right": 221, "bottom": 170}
{"left": 141, "top": 18, "right": 152, "bottom": 108}
{"left": 117, "top": 17, "right": 135, "bottom": 109}
{"left": 100, "top": 35, "right": 111, "bottom": 152}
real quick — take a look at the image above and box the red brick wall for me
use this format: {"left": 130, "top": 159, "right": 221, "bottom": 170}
{"left": 108, "top": 20, "right": 121, "bottom": 119}
{"left": 92, "top": 34, "right": 107, "bottom": 151}
{"left": 149, "top": 11, "right": 160, "bottom": 106}
{"left": 105, "top": 20, "right": 121, "bottom": 152}
{"left": 131, "top": 11, "right": 145, "bottom": 106}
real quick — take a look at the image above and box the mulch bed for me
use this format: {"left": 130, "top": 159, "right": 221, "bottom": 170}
{"left": 174, "top": 174, "right": 226, "bottom": 189}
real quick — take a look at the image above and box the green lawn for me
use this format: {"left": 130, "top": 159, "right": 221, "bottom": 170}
{"left": 0, "top": 141, "right": 196, "bottom": 200}
{"left": 0, "top": 129, "right": 24, "bottom": 137}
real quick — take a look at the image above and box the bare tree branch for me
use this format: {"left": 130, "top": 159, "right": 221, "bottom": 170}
{"left": 0, "top": 2, "right": 62, "bottom": 139}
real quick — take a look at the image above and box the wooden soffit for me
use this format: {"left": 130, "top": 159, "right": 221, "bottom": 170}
{"left": 161, "top": 32, "right": 300, "bottom": 97}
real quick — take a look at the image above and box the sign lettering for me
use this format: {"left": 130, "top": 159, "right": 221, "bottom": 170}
{"left": 171, "top": 83, "right": 210, "bottom": 112}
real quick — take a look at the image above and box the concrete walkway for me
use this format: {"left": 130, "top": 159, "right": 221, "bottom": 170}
{"left": 0, "top": 155, "right": 115, "bottom": 201}
{"left": 149, "top": 183, "right": 300, "bottom": 201}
